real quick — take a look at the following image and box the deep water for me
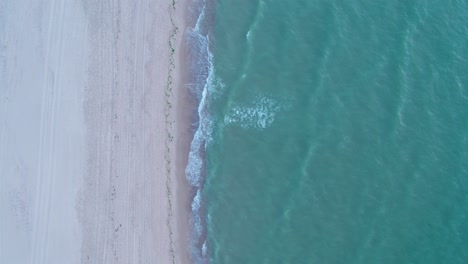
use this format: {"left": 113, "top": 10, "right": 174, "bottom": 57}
{"left": 186, "top": 0, "right": 468, "bottom": 263}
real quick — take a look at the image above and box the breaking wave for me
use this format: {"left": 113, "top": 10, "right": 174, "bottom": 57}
{"left": 184, "top": 0, "right": 218, "bottom": 262}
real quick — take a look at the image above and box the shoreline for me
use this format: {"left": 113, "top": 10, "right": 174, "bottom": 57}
{"left": 183, "top": 0, "right": 218, "bottom": 262}
{"left": 170, "top": 0, "right": 195, "bottom": 263}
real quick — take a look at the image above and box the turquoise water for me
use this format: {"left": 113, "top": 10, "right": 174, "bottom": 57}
{"left": 186, "top": 0, "right": 468, "bottom": 263}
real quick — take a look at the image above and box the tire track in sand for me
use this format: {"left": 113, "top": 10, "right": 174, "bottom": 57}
{"left": 30, "top": 1, "right": 66, "bottom": 263}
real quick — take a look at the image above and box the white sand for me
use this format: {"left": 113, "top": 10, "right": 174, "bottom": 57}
{"left": 0, "top": 0, "right": 190, "bottom": 263}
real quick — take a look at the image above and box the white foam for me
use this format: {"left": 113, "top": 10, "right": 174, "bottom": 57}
{"left": 246, "top": 30, "right": 252, "bottom": 41}
{"left": 194, "top": 0, "right": 206, "bottom": 32}
{"left": 190, "top": 190, "right": 203, "bottom": 237}
{"left": 224, "top": 94, "right": 283, "bottom": 129}
{"left": 202, "top": 240, "right": 207, "bottom": 257}
{"left": 184, "top": 2, "right": 219, "bottom": 261}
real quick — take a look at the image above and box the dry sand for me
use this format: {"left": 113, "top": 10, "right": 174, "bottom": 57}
{"left": 0, "top": 0, "right": 192, "bottom": 263}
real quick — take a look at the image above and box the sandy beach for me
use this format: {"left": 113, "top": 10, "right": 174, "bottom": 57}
{"left": 0, "top": 0, "right": 191, "bottom": 263}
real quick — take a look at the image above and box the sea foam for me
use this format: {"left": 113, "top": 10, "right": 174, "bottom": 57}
{"left": 224, "top": 95, "right": 282, "bottom": 129}
{"left": 184, "top": 0, "right": 217, "bottom": 262}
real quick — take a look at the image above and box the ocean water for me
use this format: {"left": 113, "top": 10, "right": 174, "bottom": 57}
{"left": 185, "top": 0, "right": 468, "bottom": 263}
